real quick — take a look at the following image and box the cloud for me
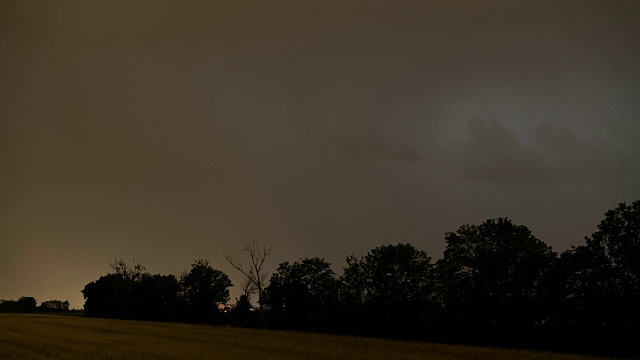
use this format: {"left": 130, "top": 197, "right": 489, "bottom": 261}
{"left": 451, "top": 118, "right": 550, "bottom": 186}
{"left": 451, "top": 117, "right": 640, "bottom": 188}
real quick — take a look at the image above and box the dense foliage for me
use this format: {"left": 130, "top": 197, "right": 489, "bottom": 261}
{"left": 437, "top": 218, "right": 556, "bottom": 327}
{"left": 340, "top": 243, "right": 436, "bottom": 337}
{"left": 81, "top": 259, "right": 230, "bottom": 323}
{"left": 0, "top": 297, "right": 72, "bottom": 314}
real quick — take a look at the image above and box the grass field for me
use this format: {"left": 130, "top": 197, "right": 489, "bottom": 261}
{"left": 0, "top": 314, "right": 616, "bottom": 359}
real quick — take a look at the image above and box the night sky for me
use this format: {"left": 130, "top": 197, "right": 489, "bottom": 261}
{"left": 2, "top": 1, "right": 639, "bottom": 309}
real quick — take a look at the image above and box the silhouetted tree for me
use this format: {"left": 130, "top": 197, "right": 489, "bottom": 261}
{"left": 0, "top": 297, "right": 37, "bottom": 313}
{"left": 556, "top": 201, "right": 640, "bottom": 327}
{"left": 340, "top": 243, "right": 436, "bottom": 337}
{"left": 437, "top": 218, "right": 556, "bottom": 327}
{"left": 83, "top": 273, "right": 129, "bottom": 318}
{"left": 228, "top": 294, "right": 261, "bottom": 327}
{"left": 550, "top": 243, "right": 612, "bottom": 325}
{"left": 179, "top": 259, "right": 232, "bottom": 323}
{"left": 132, "top": 274, "right": 180, "bottom": 321}
{"left": 38, "top": 300, "right": 70, "bottom": 313}
{"left": 225, "top": 241, "right": 271, "bottom": 308}
{"left": 0, "top": 299, "right": 17, "bottom": 312}
{"left": 588, "top": 200, "right": 640, "bottom": 326}
{"left": 264, "top": 257, "right": 338, "bottom": 331}
{"left": 82, "top": 259, "right": 150, "bottom": 319}
{"left": 17, "top": 296, "right": 38, "bottom": 313}
{"left": 111, "top": 258, "right": 146, "bottom": 283}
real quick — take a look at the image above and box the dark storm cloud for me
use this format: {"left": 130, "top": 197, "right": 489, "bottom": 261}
{"left": 452, "top": 118, "right": 550, "bottom": 186}
{"left": 452, "top": 117, "right": 640, "bottom": 187}
{"left": 533, "top": 122, "right": 630, "bottom": 184}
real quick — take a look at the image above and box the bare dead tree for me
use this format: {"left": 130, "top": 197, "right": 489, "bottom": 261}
{"left": 224, "top": 240, "right": 271, "bottom": 309}
{"left": 239, "top": 277, "right": 257, "bottom": 299}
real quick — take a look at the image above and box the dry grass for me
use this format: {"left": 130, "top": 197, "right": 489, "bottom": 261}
{"left": 0, "top": 314, "right": 616, "bottom": 360}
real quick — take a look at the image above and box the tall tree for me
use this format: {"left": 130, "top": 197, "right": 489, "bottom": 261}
{"left": 82, "top": 273, "right": 129, "bottom": 318}
{"left": 264, "top": 257, "right": 338, "bottom": 331}
{"left": 83, "top": 259, "right": 159, "bottom": 320}
{"left": 437, "top": 218, "right": 556, "bottom": 326}
{"left": 340, "top": 243, "right": 436, "bottom": 336}
{"left": 558, "top": 200, "right": 640, "bottom": 326}
{"left": 588, "top": 201, "right": 640, "bottom": 298}
{"left": 179, "top": 259, "right": 233, "bottom": 323}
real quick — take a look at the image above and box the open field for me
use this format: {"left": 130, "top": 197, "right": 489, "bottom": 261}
{"left": 0, "top": 314, "right": 618, "bottom": 360}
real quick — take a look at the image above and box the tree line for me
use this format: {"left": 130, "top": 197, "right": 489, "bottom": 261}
{"left": 80, "top": 200, "right": 639, "bottom": 357}
{"left": 0, "top": 297, "right": 72, "bottom": 314}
